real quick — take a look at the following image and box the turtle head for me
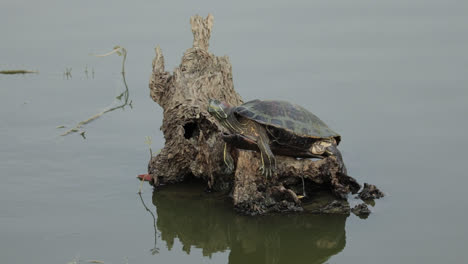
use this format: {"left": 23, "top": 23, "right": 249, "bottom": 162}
{"left": 208, "top": 99, "right": 231, "bottom": 120}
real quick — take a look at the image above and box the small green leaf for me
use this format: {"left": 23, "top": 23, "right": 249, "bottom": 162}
{"left": 113, "top": 46, "right": 122, "bottom": 56}
{"left": 144, "top": 136, "right": 152, "bottom": 146}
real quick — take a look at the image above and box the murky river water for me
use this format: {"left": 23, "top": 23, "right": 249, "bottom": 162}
{"left": 1, "top": 0, "right": 467, "bottom": 263}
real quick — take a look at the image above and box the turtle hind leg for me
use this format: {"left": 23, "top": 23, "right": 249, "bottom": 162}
{"left": 325, "top": 143, "right": 347, "bottom": 175}
{"left": 311, "top": 139, "right": 347, "bottom": 175}
{"left": 310, "top": 139, "right": 332, "bottom": 156}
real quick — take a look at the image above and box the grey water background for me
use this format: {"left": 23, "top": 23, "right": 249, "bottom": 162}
{"left": 1, "top": 0, "right": 467, "bottom": 263}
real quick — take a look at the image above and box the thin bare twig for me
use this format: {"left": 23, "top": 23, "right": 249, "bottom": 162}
{"left": 0, "top": 70, "right": 38, "bottom": 74}
{"left": 61, "top": 46, "right": 131, "bottom": 137}
{"left": 138, "top": 192, "right": 160, "bottom": 254}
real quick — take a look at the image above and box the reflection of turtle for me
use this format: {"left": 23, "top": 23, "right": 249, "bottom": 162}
{"left": 208, "top": 99, "right": 346, "bottom": 177}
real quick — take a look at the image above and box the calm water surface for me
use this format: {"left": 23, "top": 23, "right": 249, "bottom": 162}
{"left": 1, "top": 0, "right": 467, "bottom": 263}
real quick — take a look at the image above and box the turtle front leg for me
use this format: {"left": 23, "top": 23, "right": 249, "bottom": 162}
{"left": 257, "top": 136, "right": 276, "bottom": 178}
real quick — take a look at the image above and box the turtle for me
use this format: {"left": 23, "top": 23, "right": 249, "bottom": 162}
{"left": 208, "top": 99, "right": 346, "bottom": 177}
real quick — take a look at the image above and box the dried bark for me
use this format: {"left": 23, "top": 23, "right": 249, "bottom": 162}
{"left": 148, "top": 14, "right": 242, "bottom": 190}
{"left": 148, "top": 14, "right": 364, "bottom": 215}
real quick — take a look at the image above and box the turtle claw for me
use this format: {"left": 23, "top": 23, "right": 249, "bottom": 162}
{"left": 259, "top": 153, "right": 275, "bottom": 178}
{"left": 259, "top": 164, "right": 274, "bottom": 178}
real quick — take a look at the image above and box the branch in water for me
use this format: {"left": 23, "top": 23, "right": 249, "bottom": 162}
{"left": 61, "top": 46, "right": 131, "bottom": 137}
{"left": 0, "top": 70, "right": 38, "bottom": 74}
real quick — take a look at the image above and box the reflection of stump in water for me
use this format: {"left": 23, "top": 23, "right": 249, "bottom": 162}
{"left": 148, "top": 14, "right": 367, "bottom": 215}
{"left": 151, "top": 183, "right": 347, "bottom": 263}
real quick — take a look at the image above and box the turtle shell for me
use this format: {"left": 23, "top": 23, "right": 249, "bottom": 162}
{"left": 233, "top": 100, "right": 341, "bottom": 144}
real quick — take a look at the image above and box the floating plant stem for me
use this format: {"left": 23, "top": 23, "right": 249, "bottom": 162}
{"left": 139, "top": 136, "right": 154, "bottom": 193}
{"left": 145, "top": 136, "right": 153, "bottom": 158}
{"left": 61, "top": 46, "right": 132, "bottom": 137}
{"left": 138, "top": 192, "right": 160, "bottom": 255}
{"left": 0, "top": 70, "right": 38, "bottom": 74}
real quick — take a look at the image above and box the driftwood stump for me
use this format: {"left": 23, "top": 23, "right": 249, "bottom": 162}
{"left": 148, "top": 14, "right": 362, "bottom": 215}
{"left": 149, "top": 14, "right": 242, "bottom": 191}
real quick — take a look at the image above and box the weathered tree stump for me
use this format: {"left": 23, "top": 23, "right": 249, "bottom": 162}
{"left": 148, "top": 14, "right": 362, "bottom": 215}
{"left": 148, "top": 14, "right": 242, "bottom": 190}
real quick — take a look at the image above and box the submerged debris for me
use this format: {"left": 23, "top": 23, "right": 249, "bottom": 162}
{"left": 358, "top": 183, "right": 385, "bottom": 200}
{"left": 0, "top": 70, "right": 38, "bottom": 74}
{"left": 352, "top": 203, "right": 371, "bottom": 219}
{"left": 64, "top": 67, "right": 72, "bottom": 79}
{"left": 312, "top": 200, "right": 351, "bottom": 214}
